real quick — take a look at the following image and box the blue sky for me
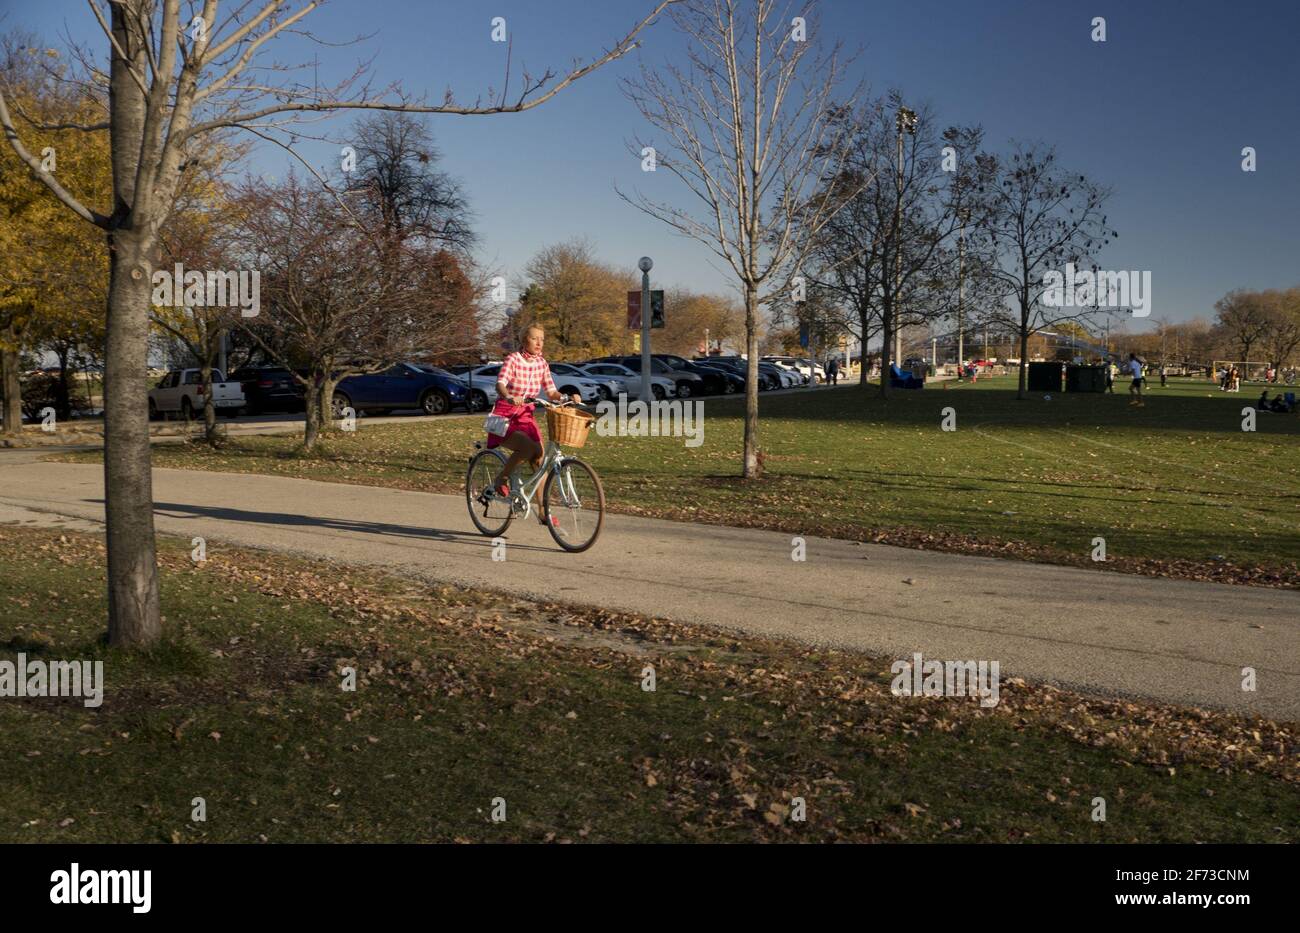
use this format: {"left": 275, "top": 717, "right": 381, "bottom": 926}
{"left": 10, "top": 0, "right": 1300, "bottom": 332}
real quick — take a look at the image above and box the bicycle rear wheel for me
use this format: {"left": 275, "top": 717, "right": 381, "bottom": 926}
{"left": 543, "top": 458, "right": 605, "bottom": 552}
{"left": 466, "top": 448, "right": 513, "bottom": 537}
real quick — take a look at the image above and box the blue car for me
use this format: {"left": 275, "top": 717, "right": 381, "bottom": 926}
{"left": 331, "top": 363, "right": 468, "bottom": 417}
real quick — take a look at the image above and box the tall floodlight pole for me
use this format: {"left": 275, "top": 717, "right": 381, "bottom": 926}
{"left": 638, "top": 256, "right": 653, "bottom": 402}
{"left": 956, "top": 206, "right": 969, "bottom": 367}
{"left": 1094, "top": 263, "right": 1104, "bottom": 356}
{"left": 894, "top": 106, "right": 917, "bottom": 368}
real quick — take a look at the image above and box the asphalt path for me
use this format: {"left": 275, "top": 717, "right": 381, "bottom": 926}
{"left": 2, "top": 447, "right": 1295, "bottom": 720}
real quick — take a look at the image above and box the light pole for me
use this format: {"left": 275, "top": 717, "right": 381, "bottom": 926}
{"left": 894, "top": 105, "right": 917, "bottom": 368}
{"left": 638, "top": 256, "right": 653, "bottom": 402}
{"left": 956, "top": 205, "right": 969, "bottom": 368}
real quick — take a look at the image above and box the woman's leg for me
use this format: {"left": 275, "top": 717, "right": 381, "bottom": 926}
{"left": 493, "top": 432, "right": 542, "bottom": 492}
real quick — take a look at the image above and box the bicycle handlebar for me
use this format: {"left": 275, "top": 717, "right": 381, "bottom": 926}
{"left": 532, "top": 396, "right": 597, "bottom": 416}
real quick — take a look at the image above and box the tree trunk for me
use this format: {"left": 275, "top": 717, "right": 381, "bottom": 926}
{"left": 55, "top": 346, "right": 73, "bottom": 421}
{"left": 199, "top": 351, "right": 219, "bottom": 445}
{"left": 879, "top": 313, "right": 893, "bottom": 399}
{"left": 1017, "top": 327, "right": 1030, "bottom": 400}
{"left": 303, "top": 370, "right": 333, "bottom": 450}
{"left": 103, "top": 233, "right": 163, "bottom": 647}
{"left": 857, "top": 305, "right": 870, "bottom": 386}
{"left": 318, "top": 374, "right": 339, "bottom": 438}
{"left": 303, "top": 381, "right": 322, "bottom": 450}
{"left": 742, "top": 283, "right": 760, "bottom": 479}
{"left": 0, "top": 343, "right": 22, "bottom": 436}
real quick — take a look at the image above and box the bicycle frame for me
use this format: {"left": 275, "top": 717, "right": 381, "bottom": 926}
{"left": 503, "top": 440, "right": 574, "bottom": 520}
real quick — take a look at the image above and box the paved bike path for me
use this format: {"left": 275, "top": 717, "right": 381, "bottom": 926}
{"left": 1, "top": 451, "right": 1296, "bottom": 720}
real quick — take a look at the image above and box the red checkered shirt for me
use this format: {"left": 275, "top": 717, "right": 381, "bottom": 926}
{"left": 498, "top": 350, "right": 556, "bottom": 406}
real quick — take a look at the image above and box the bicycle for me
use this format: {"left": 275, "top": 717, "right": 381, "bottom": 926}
{"left": 465, "top": 397, "right": 606, "bottom": 552}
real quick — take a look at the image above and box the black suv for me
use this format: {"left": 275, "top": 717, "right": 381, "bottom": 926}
{"left": 230, "top": 366, "right": 306, "bottom": 414}
{"left": 651, "top": 354, "right": 735, "bottom": 395}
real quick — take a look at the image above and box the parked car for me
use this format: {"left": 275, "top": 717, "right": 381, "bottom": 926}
{"left": 651, "top": 354, "right": 732, "bottom": 395}
{"left": 692, "top": 361, "right": 744, "bottom": 394}
{"left": 579, "top": 361, "right": 676, "bottom": 400}
{"left": 597, "top": 355, "right": 704, "bottom": 398}
{"left": 331, "top": 363, "right": 467, "bottom": 417}
{"left": 697, "top": 356, "right": 779, "bottom": 391}
{"left": 470, "top": 362, "right": 602, "bottom": 405}
{"left": 769, "top": 362, "right": 801, "bottom": 387}
{"left": 449, "top": 365, "right": 498, "bottom": 412}
{"left": 149, "top": 368, "right": 246, "bottom": 419}
{"left": 572, "top": 364, "right": 629, "bottom": 399}
{"left": 764, "top": 355, "right": 825, "bottom": 384}
{"left": 230, "top": 366, "right": 305, "bottom": 414}
{"left": 546, "top": 363, "right": 611, "bottom": 402}
{"left": 761, "top": 357, "right": 807, "bottom": 386}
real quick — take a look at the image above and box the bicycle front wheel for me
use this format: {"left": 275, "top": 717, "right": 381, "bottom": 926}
{"left": 466, "top": 448, "right": 513, "bottom": 538}
{"left": 543, "top": 458, "right": 605, "bottom": 552}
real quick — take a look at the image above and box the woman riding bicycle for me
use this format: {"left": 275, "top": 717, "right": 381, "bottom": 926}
{"left": 485, "top": 324, "right": 579, "bottom": 523}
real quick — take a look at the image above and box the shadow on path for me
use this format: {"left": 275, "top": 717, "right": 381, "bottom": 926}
{"left": 77, "top": 498, "right": 555, "bottom": 554}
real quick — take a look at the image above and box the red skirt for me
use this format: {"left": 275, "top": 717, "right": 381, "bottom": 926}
{"left": 485, "top": 400, "right": 541, "bottom": 450}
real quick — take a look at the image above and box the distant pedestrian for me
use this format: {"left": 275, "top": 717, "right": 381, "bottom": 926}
{"left": 827, "top": 357, "right": 839, "bottom": 385}
{"left": 1127, "top": 353, "right": 1145, "bottom": 407}
{"left": 1159, "top": 364, "right": 1167, "bottom": 388}
{"left": 1104, "top": 360, "right": 1115, "bottom": 393}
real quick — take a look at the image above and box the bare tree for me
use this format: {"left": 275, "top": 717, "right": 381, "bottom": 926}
{"left": 236, "top": 174, "right": 482, "bottom": 448}
{"left": 620, "top": 0, "right": 862, "bottom": 477}
{"left": 1262, "top": 287, "right": 1300, "bottom": 368}
{"left": 0, "top": 0, "right": 676, "bottom": 647}
{"left": 346, "top": 111, "right": 475, "bottom": 251}
{"left": 793, "top": 95, "right": 981, "bottom": 394}
{"left": 1216, "top": 288, "right": 1279, "bottom": 365}
{"left": 974, "top": 143, "right": 1116, "bottom": 398}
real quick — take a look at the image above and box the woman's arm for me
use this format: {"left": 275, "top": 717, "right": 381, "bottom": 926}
{"left": 541, "top": 366, "right": 579, "bottom": 403}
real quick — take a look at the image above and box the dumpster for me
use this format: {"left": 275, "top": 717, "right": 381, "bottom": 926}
{"left": 1027, "top": 361, "right": 1062, "bottom": 393}
{"left": 1066, "top": 364, "right": 1107, "bottom": 393}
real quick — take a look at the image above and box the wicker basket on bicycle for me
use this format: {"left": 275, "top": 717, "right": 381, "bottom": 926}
{"left": 545, "top": 405, "right": 595, "bottom": 448}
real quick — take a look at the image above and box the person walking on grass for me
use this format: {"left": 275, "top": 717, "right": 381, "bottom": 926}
{"left": 1128, "top": 353, "right": 1145, "bottom": 407}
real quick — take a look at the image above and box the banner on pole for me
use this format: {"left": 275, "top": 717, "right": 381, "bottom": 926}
{"left": 628, "top": 290, "right": 665, "bottom": 329}
{"left": 627, "top": 291, "right": 641, "bottom": 330}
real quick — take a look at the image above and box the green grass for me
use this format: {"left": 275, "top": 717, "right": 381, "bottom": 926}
{"left": 55, "top": 375, "right": 1300, "bottom": 583}
{"left": 1, "top": 524, "right": 1295, "bottom": 843}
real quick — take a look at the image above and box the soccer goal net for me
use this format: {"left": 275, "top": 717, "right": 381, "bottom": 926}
{"left": 1212, "top": 361, "right": 1272, "bottom": 384}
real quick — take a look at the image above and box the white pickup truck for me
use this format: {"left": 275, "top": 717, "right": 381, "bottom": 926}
{"left": 148, "top": 368, "right": 246, "bottom": 419}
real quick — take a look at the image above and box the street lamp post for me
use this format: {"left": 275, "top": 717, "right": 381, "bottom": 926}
{"left": 638, "top": 256, "right": 653, "bottom": 402}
